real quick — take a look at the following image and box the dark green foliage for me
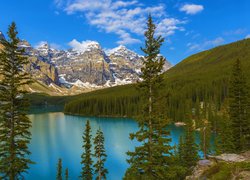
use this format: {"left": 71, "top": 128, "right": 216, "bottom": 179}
{"left": 65, "top": 168, "right": 69, "bottom": 180}
{"left": 80, "top": 120, "right": 93, "bottom": 180}
{"left": 182, "top": 119, "right": 199, "bottom": 168}
{"left": 56, "top": 158, "right": 62, "bottom": 180}
{"left": 200, "top": 119, "right": 211, "bottom": 159}
{"left": 56, "top": 159, "right": 69, "bottom": 180}
{"left": 0, "top": 22, "right": 33, "bottom": 179}
{"left": 215, "top": 102, "right": 235, "bottom": 154}
{"left": 178, "top": 136, "right": 185, "bottom": 164}
{"left": 168, "top": 144, "right": 188, "bottom": 180}
{"left": 175, "top": 120, "right": 199, "bottom": 178}
{"left": 64, "top": 39, "right": 250, "bottom": 131}
{"left": 93, "top": 128, "right": 108, "bottom": 180}
{"left": 64, "top": 84, "right": 140, "bottom": 117}
{"left": 125, "top": 15, "right": 172, "bottom": 179}
{"left": 229, "top": 59, "right": 250, "bottom": 152}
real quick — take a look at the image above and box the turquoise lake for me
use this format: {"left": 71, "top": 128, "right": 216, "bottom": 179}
{"left": 25, "top": 112, "right": 201, "bottom": 180}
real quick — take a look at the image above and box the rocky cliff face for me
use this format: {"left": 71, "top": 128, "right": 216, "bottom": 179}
{"left": 18, "top": 40, "right": 59, "bottom": 85}
{"left": 51, "top": 41, "right": 112, "bottom": 87}
{"left": 1, "top": 33, "right": 172, "bottom": 94}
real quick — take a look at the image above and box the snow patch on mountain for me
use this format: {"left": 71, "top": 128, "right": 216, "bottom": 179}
{"left": 106, "top": 45, "right": 142, "bottom": 59}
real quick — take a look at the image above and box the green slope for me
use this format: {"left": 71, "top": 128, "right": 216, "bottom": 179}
{"left": 165, "top": 38, "right": 250, "bottom": 84}
{"left": 55, "top": 39, "right": 250, "bottom": 119}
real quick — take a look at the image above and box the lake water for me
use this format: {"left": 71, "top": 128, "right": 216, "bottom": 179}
{"left": 25, "top": 112, "right": 198, "bottom": 180}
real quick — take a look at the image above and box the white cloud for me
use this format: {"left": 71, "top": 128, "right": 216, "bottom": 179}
{"left": 116, "top": 30, "right": 141, "bottom": 44}
{"left": 35, "top": 41, "right": 63, "bottom": 50}
{"left": 187, "top": 37, "right": 224, "bottom": 52}
{"left": 56, "top": 0, "right": 185, "bottom": 45}
{"left": 245, "top": 34, "right": 250, "bottom": 39}
{"left": 156, "top": 18, "right": 186, "bottom": 37}
{"left": 180, "top": 4, "right": 204, "bottom": 15}
{"left": 205, "top": 37, "right": 224, "bottom": 46}
{"left": 112, "top": 0, "right": 138, "bottom": 9}
{"left": 68, "top": 39, "right": 99, "bottom": 51}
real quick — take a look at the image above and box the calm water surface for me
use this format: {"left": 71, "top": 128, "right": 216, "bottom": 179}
{"left": 25, "top": 112, "right": 191, "bottom": 180}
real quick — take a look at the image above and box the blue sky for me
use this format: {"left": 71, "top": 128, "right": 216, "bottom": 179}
{"left": 0, "top": 0, "right": 250, "bottom": 65}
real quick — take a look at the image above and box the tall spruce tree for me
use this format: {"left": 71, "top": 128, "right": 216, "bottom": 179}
{"left": 125, "top": 15, "right": 172, "bottom": 179}
{"left": 229, "top": 59, "right": 250, "bottom": 151}
{"left": 56, "top": 158, "right": 62, "bottom": 180}
{"left": 93, "top": 128, "right": 108, "bottom": 180}
{"left": 182, "top": 119, "right": 199, "bottom": 168}
{"left": 80, "top": 120, "right": 93, "bottom": 180}
{"left": 215, "top": 102, "right": 235, "bottom": 154}
{"left": 178, "top": 136, "right": 185, "bottom": 164}
{"left": 0, "top": 22, "right": 33, "bottom": 179}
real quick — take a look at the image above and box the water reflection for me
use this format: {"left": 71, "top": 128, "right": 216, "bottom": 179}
{"left": 26, "top": 112, "right": 190, "bottom": 180}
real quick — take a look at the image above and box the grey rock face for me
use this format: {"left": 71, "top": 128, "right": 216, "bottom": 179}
{"left": 16, "top": 39, "right": 172, "bottom": 90}
{"left": 18, "top": 40, "right": 59, "bottom": 85}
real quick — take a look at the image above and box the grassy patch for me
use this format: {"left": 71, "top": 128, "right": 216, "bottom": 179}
{"left": 202, "top": 161, "right": 250, "bottom": 180}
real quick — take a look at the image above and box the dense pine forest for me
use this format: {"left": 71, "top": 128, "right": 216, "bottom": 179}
{"left": 64, "top": 39, "right": 250, "bottom": 127}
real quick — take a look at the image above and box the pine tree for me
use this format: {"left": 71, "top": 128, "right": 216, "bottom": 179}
{"left": 178, "top": 136, "right": 185, "bottom": 164}
{"left": 125, "top": 15, "right": 172, "bottom": 179}
{"left": 229, "top": 59, "right": 250, "bottom": 151}
{"left": 176, "top": 119, "right": 198, "bottom": 176}
{"left": 80, "top": 120, "right": 93, "bottom": 180}
{"left": 93, "top": 128, "right": 108, "bottom": 180}
{"left": 56, "top": 158, "right": 62, "bottom": 180}
{"left": 200, "top": 118, "right": 211, "bottom": 159}
{"left": 215, "top": 101, "right": 235, "bottom": 154}
{"left": 182, "top": 119, "right": 199, "bottom": 168}
{"left": 65, "top": 168, "right": 69, "bottom": 180}
{"left": 0, "top": 22, "right": 33, "bottom": 179}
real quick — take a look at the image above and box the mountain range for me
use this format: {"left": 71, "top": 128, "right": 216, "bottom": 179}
{"left": 0, "top": 32, "right": 172, "bottom": 95}
{"left": 62, "top": 38, "right": 250, "bottom": 117}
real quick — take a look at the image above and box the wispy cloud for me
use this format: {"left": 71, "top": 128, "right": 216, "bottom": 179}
{"left": 50, "top": 43, "right": 63, "bottom": 49}
{"left": 187, "top": 37, "right": 224, "bottom": 52}
{"left": 224, "top": 28, "right": 247, "bottom": 36}
{"left": 68, "top": 39, "right": 99, "bottom": 51}
{"left": 179, "top": 4, "right": 204, "bottom": 15}
{"left": 245, "top": 34, "right": 250, "bottom": 39}
{"left": 35, "top": 41, "right": 63, "bottom": 50}
{"left": 55, "top": 0, "right": 186, "bottom": 45}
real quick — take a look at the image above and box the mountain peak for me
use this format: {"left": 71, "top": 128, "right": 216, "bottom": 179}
{"left": 36, "top": 41, "right": 49, "bottom": 49}
{"left": 68, "top": 39, "right": 101, "bottom": 53}
{"left": 117, "top": 45, "right": 127, "bottom": 50}
{"left": 105, "top": 45, "right": 132, "bottom": 55}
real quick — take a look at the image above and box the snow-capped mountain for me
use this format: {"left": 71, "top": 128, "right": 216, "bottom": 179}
{"left": 3, "top": 38, "right": 172, "bottom": 95}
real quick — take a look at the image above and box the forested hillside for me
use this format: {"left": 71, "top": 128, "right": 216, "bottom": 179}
{"left": 64, "top": 84, "right": 140, "bottom": 117}
{"left": 64, "top": 39, "right": 250, "bottom": 124}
